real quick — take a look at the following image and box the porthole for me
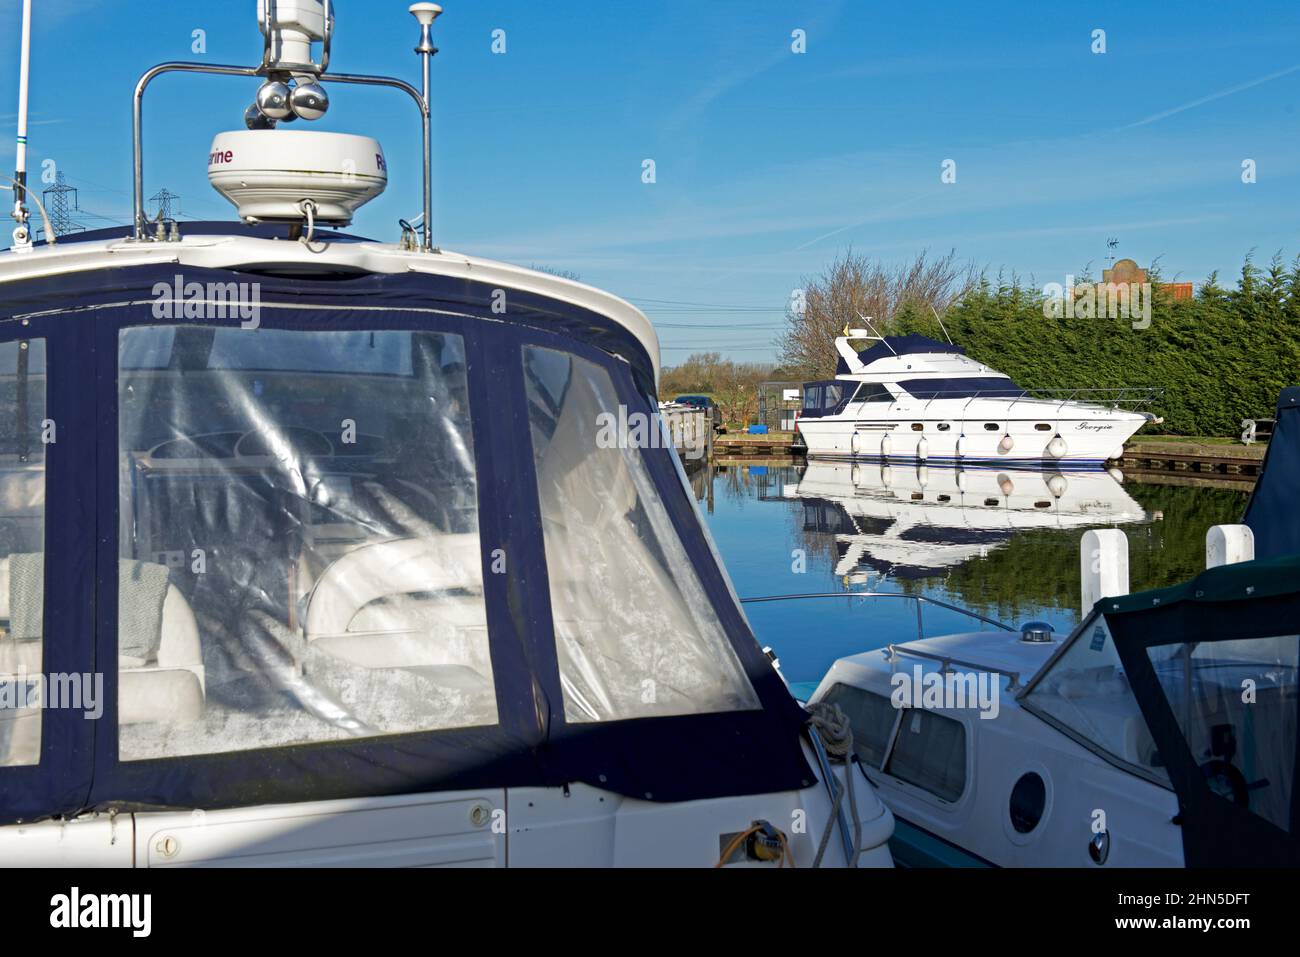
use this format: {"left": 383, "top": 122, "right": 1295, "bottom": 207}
{"left": 1034, "top": 500, "right": 1051, "bottom": 509}
{"left": 1034, "top": 423, "right": 1052, "bottom": 432}
{"left": 937, "top": 494, "right": 951, "bottom": 502}
{"left": 937, "top": 422, "right": 951, "bottom": 431}
{"left": 984, "top": 423, "right": 999, "bottom": 431}
{"left": 1009, "top": 772, "right": 1047, "bottom": 833}
{"left": 911, "top": 492, "right": 924, "bottom": 501}
{"left": 911, "top": 423, "right": 924, "bottom": 432}
{"left": 983, "top": 498, "right": 999, "bottom": 506}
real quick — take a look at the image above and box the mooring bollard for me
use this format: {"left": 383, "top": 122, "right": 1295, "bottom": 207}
{"left": 1081, "top": 528, "right": 1129, "bottom": 617}
{"left": 1206, "top": 524, "right": 1255, "bottom": 568}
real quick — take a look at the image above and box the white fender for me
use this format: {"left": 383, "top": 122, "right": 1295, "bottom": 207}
{"left": 1046, "top": 473, "right": 1068, "bottom": 498}
{"left": 998, "top": 433, "right": 1015, "bottom": 454}
{"left": 916, "top": 436, "right": 929, "bottom": 460}
{"left": 997, "top": 473, "right": 1015, "bottom": 496}
{"left": 1046, "top": 434, "right": 1068, "bottom": 458}
{"left": 880, "top": 432, "right": 892, "bottom": 459}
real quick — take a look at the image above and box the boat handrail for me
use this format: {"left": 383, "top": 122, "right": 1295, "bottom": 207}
{"left": 899, "top": 385, "right": 1160, "bottom": 418}
{"left": 881, "top": 643, "right": 1022, "bottom": 690}
{"left": 738, "top": 590, "right": 1015, "bottom": 643}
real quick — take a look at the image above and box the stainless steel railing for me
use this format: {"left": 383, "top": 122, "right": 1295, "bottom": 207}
{"left": 738, "top": 590, "right": 1014, "bottom": 643}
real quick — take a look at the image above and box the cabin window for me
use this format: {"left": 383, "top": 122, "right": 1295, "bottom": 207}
{"left": 0, "top": 340, "right": 47, "bottom": 768}
{"left": 1035, "top": 423, "right": 1052, "bottom": 432}
{"left": 856, "top": 382, "right": 894, "bottom": 403}
{"left": 1145, "top": 633, "right": 1298, "bottom": 832}
{"left": 911, "top": 423, "right": 924, "bottom": 432}
{"left": 1022, "top": 617, "right": 1169, "bottom": 786}
{"left": 887, "top": 708, "right": 967, "bottom": 801}
{"left": 983, "top": 423, "right": 1000, "bottom": 431}
{"left": 116, "top": 326, "right": 498, "bottom": 760}
{"left": 522, "top": 346, "right": 758, "bottom": 723}
{"left": 803, "top": 386, "right": 823, "bottom": 414}
{"left": 819, "top": 683, "right": 897, "bottom": 768}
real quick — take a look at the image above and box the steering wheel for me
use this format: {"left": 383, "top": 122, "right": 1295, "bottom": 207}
{"left": 1199, "top": 758, "right": 1250, "bottom": 807}
{"left": 233, "top": 427, "right": 335, "bottom": 460}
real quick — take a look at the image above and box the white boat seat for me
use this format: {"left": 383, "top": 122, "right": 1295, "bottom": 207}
{"left": 303, "top": 536, "right": 490, "bottom": 673}
{"left": 0, "top": 557, "right": 205, "bottom": 731}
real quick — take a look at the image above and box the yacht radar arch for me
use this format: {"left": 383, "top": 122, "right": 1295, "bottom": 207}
{"left": 131, "top": 0, "right": 441, "bottom": 249}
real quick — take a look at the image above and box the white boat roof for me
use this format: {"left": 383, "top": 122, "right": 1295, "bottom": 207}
{"left": 0, "top": 230, "right": 661, "bottom": 382}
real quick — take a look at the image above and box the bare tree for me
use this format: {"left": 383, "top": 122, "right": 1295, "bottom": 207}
{"left": 660, "top": 353, "right": 774, "bottom": 428}
{"left": 778, "top": 249, "right": 978, "bottom": 378}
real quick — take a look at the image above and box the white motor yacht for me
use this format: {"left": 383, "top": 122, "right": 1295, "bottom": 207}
{"left": 797, "top": 330, "right": 1160, "bottom": 467}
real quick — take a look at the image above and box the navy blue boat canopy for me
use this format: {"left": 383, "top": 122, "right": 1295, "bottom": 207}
{"left": 1099, "top": 554, "right": 1300, "bottom": 865}
{"left": 1243, "top": 387, "right": 1300, "bottom": 560}
{"left": 857, "top": 334, "right": 965, "bottom": 367}
{"left": 0, "top": 261, "right": 814, "bottom": 825}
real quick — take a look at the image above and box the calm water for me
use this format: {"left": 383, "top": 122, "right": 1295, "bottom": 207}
{"left": 693, "top": 461, "right": 1250, "bottom": 688}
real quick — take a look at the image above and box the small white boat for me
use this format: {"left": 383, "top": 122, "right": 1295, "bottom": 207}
{"left": 796, "top": 330, "right": 1160, "bottom": 467}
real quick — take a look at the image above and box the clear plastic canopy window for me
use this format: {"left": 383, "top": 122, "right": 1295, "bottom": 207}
{"left": 117, "top": 326, "right": 497, "bottom": 760}
{"left": 522, "top": 346, "right": 759, "bottom": 722}
{"left": 0, "top": 340, "right": 47, "bottom": 768}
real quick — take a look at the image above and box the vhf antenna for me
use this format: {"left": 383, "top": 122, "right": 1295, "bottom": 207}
{"left": 9, "top": 0, "right": 33, "bottom": 248}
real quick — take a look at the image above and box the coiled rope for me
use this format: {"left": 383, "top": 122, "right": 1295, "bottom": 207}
{"left": 806, "top": 701, "right": 863, "bottom": 868}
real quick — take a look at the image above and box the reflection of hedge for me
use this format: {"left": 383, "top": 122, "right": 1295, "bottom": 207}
{"left": 887, "top": 258, "right": 1300, "bottom": 437}
{"left": 895, "top": 482, "right": 1251, "bottom": 622}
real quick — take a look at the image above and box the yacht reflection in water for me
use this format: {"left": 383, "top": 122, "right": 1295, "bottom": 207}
{"left": 785, "top": 461, "right": 1151, "bottom": 585}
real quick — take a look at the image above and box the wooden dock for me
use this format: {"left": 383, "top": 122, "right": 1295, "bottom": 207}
{"left": 1117, "top": 440, "right": 1266, "bottom": 484}
{"left": 701, "top": 432, "right": 1268, "bottom": 486}
{"left": 712, "top": 431, "right": 804, "bottom": 458}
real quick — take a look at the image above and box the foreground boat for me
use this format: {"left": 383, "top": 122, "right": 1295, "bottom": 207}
{"left": 0, "top": 1, "right": 891, "bottom": 867}
{"left": 797, "top": 330, "right": 1160, "bottom": 467}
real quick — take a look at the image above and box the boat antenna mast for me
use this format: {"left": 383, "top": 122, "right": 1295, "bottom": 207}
{"left": 8, "top": 0, "right": 34, "bottom": 249}
{"left": 855, "top": 313, "right": 896, "bottom": 354}
{"left": 930, "top": 304, "right": 955, "bottom": 345}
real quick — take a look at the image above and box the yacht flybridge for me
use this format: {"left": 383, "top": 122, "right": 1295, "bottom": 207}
{"left": 797, "top": 330, "right": 1161, "bottom": 467}
{"left": 0, "top": 2, "right": 894, "bottom": 867}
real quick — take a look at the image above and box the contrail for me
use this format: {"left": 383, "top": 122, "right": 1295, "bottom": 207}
{"left": 1121, "top": 62, "right": 1300, "bottom": 129}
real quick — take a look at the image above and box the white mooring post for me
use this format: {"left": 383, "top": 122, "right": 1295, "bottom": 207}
{"left": 1206, "top": 524, "right": 1255, "bottom": 568}
{"left": 1081, "top": 529, "right": 1129, "bottom": 617}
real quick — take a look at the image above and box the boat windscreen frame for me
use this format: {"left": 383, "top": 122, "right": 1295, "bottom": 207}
{"left": 1105, "top": 556, "right": 1300, "bottom": 866}
{"left": 1016, "top": 609, "right": 1174, "bottom": 792}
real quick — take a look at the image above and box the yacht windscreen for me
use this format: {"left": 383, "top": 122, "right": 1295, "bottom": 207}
{"left": 116, "top": 325, "right": 497, "bottom": 760}
{"left": 1022, "top": 616, "right": 1170, "bottom": 786}
{"left": 897, "top": 377, "right": 1027, "bottom": 400}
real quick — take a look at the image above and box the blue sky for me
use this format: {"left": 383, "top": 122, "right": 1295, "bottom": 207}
{"left": 4, "top": 0, "right": 1300, "bottom": 364}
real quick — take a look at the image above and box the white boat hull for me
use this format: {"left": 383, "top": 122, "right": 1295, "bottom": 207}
{"left": 798, "top": 399, "right": 1151, "bottom": 467}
